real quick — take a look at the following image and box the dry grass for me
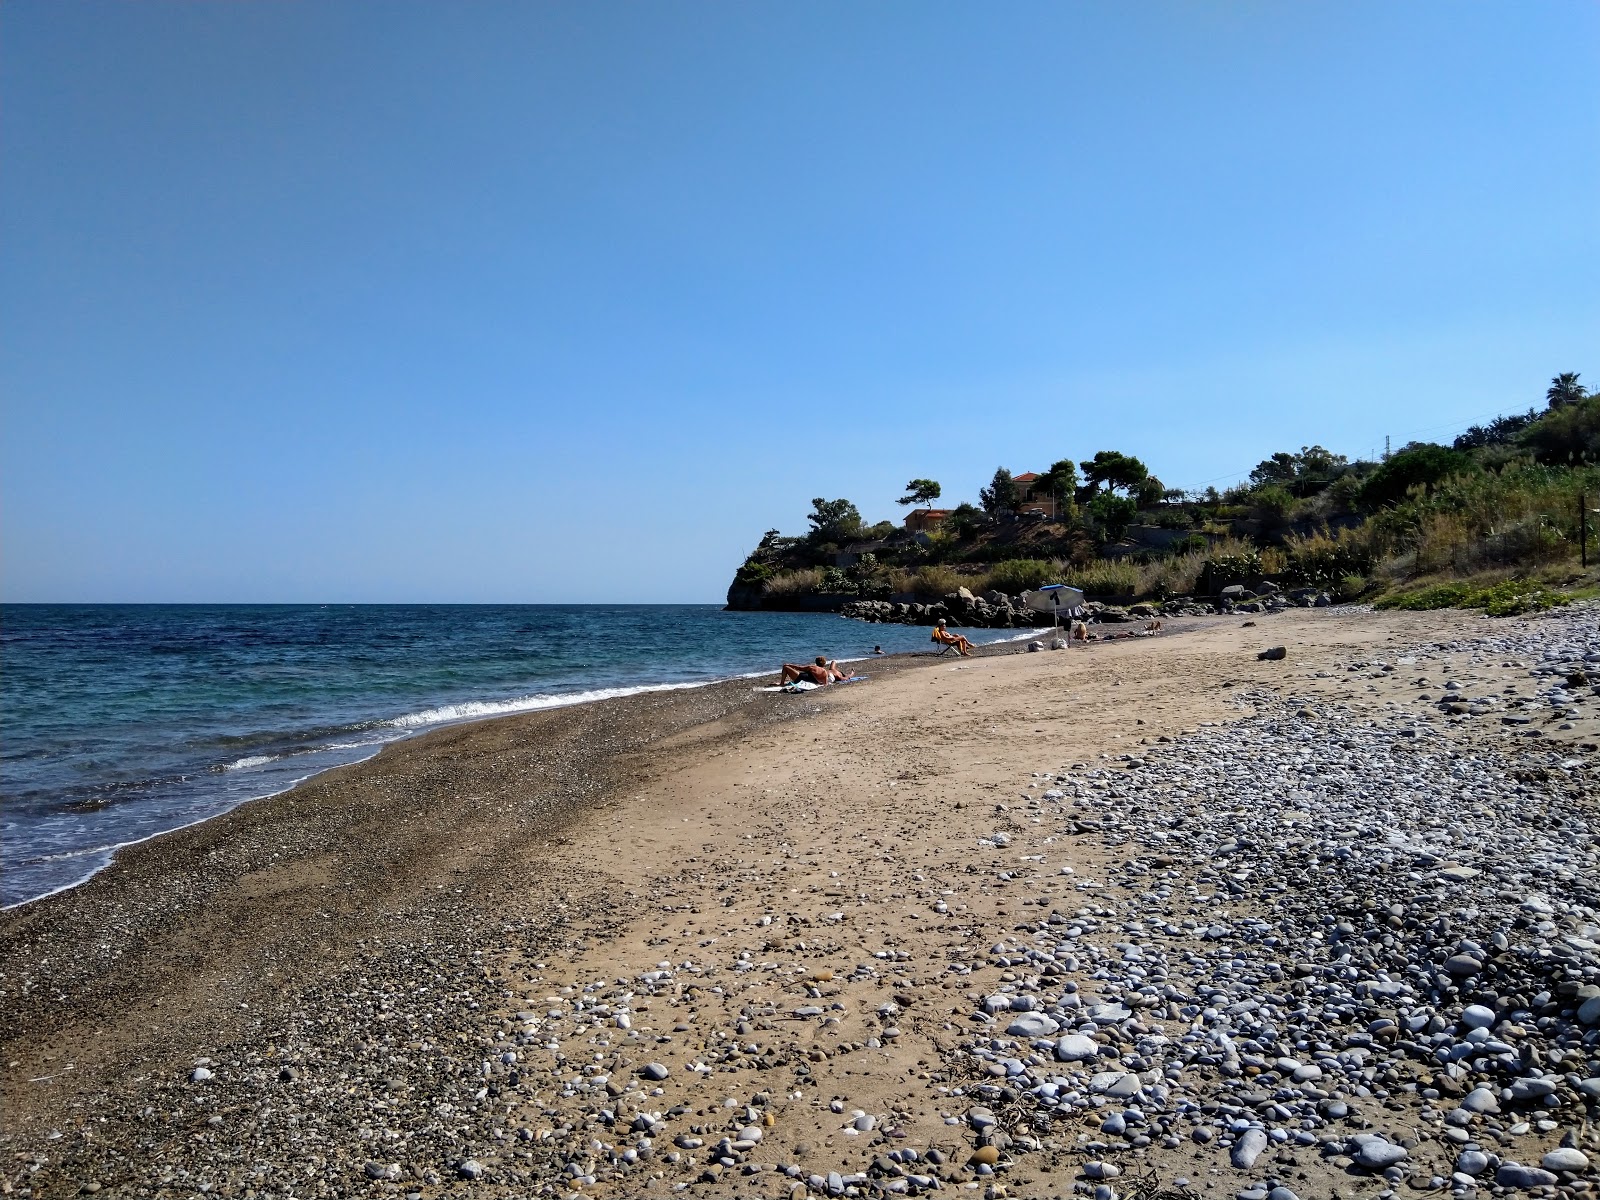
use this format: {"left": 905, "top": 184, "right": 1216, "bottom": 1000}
{"left": 761, "top": 567, "right": 824, "bottom": 598}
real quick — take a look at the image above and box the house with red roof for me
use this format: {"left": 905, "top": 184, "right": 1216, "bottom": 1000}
{"left": 1012, "top": 471, "right": 1058, "bottom": 519}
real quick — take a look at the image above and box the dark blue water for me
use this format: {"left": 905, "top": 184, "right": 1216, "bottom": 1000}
{"left": 1, "top": 604, "right": 1024, "bottom": 908}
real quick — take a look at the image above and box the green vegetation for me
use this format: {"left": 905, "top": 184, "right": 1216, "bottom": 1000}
{"left": 897, "top": 478, "right": 942, "bottom": 508}
{"left": 1375, "top": 578, "right": 1582, "bottom": 617}
{"left": 731, "top": 373, "right": 1600, "bottom": 613}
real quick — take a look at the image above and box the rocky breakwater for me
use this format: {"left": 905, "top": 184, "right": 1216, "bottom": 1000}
{"left": 841, "top": 588, "right": 1218, "bottom": 629}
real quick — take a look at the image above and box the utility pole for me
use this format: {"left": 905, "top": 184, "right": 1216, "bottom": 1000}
{"left": 1384, "top": 436, "right": 1390, "bottom": 461}
{"left": 1583, "top": 492, "right": 1590, "bottom": 569}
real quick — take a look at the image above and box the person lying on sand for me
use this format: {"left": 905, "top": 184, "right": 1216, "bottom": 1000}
{"left": 778, "top": 657, "right": 848, "bottom": 686}
{"left": 931, "top": 619, "right": 974, "bottom": 656}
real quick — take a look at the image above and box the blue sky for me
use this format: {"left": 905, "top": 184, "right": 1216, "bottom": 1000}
{"left": 3, "top": 2, "right": 1596, "bottom": 602}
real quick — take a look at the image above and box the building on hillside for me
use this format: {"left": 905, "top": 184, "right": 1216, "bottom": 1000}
{"left": 904, "top": 508, "right": 951, "bottom": 533}
{"left": 1012, "top": 472, "right": 1057, "bottom": 519}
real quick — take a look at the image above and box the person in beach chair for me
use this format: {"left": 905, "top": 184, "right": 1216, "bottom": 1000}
{"left": 931, "top": 619, "right": 973, "bottom": 657}
{"left": 777, "top": 656, "right": 848, "bottom": 686}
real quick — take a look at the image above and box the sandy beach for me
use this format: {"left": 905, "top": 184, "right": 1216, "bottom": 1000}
{"left": 3, "top": 606, "right": 1598, "bottom": 1200}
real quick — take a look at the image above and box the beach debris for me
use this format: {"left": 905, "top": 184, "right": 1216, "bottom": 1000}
{"left": 1256, "top": 645, "right": 1287, "bottom": 660}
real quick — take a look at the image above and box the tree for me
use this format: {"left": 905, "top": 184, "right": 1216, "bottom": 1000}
{"left": 1037, "top": 459, "right": 1079, "bottom": 513}
{"left": 806, "top": 497, "right": 862, "bottom": 544}
{"left": 897, "top": 478, "right": 942, "bottom": 508}
{"left": 1079, "top": 450, "right": 1149, "bottom": 496}
{"left": 944, "top": 502, "right": 982, "bottom": 538}
{"left": 1297, "top": 445, "right": 1347, "bottom": 478}
{"left": 1248, "top": 452, "right": 1300, "bottom": 487}
{"left": 1547, "top": 372, "right": 1588, "bottom": 410}
{"left": 1520, "top": 395, "right": 1600, "bottom": 464}
{"left": 1088, "top": 492, "right": 1137, "bottom": 540}
{"left": 1357, "top": 444, "right": 1474, "bottom": 509}
{"left": 1248, "top": 445, "right": 1348, "bottom": 487}
{"left": 978, "top": 467, "right": 1017, "bottom": 515}
{"left": 1455, "top": 409, "right": 1539, "bottom": 451}
{"left": 1134, "top": 475, "right": 1166, "bottom": 509}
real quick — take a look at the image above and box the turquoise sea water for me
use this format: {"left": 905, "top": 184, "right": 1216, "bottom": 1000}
{"left": 1, "top": 604, "right": 1021, "bottom": 908}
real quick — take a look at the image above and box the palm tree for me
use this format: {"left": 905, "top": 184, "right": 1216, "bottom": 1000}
{"left": 1547, "top": 372, "right": 1588, "bottom": 409}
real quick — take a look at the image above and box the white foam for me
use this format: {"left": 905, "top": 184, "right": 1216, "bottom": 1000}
{"left": 224, "top": 755, "right": 277, "bottom": 771}
{"left": 385, "top": 680, "right": 715, "bottom": 729}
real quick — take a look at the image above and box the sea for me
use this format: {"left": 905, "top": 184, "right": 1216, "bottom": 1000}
{"left": 1, "top": 604, "right": 1026, "bottom": 909}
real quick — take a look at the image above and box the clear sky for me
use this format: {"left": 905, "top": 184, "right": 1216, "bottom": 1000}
{"left": 3, "top": 3, "right": 1596, "bottom": 603}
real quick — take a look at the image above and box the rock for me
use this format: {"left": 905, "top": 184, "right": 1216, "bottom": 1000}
{"left": 1507, "top": 1076, "right": 1556, "bottom": 1101}
{"left": 1353, "top": 1140, "right": 1408, "bottom": 1170}
{"left": 1459, "top": 1004, "right": 1496, "bottom": 1030}
{"left": 190, "top": 1067, "right": 213, "bottom": 1083}
{"left": 457, "top": 1159, "right": 485, "bottom": 1180}
{"left": 1495, "top": 1163, "right": 1558, "bottom": 1189}
{"left": 1442, "top": 954, "right": 1482, "bottom": 977}
{"left": 1005, "top": 1012, "right": 1060, "bottom": 1039}
{"left": 1578, "top": 994, "right": 1600, "bottom": 1024}
{"left": 1084, "top": 1161, "right": 1120, "bottom": 1178}
{"left": 1090, "top": 1072, "right": 1141, "bottom": 1099}
{"left": 1541, "top": 1148, "right": 1590, "bottom": 1173}
{"left": 1055, "top": 1034, "right": 1100, "bottom": 1062}
{"left": 1257, "top": 647, "right": 1287, "bottom": 661}
{"left": 364, "top": 1162, "right": 401, "bottom": 1181}
{"left": 967, "top": 1107, "right": 998, "bottom": 1133}
{"left": 1460, "top": 1086, "right": 1499, "bottom": 1113}
{"left": 641, "top": 1062, "right": 670, "bottom": 1081}
{"left": 1438, "top": 866, "right": 1481, "bottom": 882}
{"left": 1231, "top": 1127, "right": 1268, "bottom": 1169}
{"left": 1455, "top": 1150, "right": 1489, "bottom": 1176}
{"left": 969, "top": 1146, "right": 1000, "bottom": 1166}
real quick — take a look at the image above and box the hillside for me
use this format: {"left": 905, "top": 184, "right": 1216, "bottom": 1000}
{"left": 726, "top": 374, "right": 1600, "bottom": 625}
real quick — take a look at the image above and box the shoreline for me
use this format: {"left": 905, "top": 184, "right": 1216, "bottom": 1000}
{"left": 3, "top": 619, "right": 1042, "bottom": 914}
{"left": 5, "top": 605, "right": 1595, "bottom": 1198}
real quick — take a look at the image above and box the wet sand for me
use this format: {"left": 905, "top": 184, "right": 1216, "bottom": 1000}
{"left": 3, "top": 607, "right": 1597, "bottom": 1199}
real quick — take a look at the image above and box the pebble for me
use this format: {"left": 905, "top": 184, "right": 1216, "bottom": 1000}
{"left": 1495, "top": 1162, "right": 1558, "bottom": 1189}
{"left": 1541, "top": 1147, "right": 1590, "bottom": 1173}
{"left": 1230, "top": 1128, "right": 1268, "bottom": 1169}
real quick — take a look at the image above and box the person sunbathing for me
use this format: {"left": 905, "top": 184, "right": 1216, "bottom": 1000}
{"left": 931, "top": 619, "right": 973, "bottom": 656}
{"left": 778, "top": 656, "right": 847, "bottom": 685}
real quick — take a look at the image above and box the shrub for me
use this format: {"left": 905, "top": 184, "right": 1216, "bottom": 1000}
{"left": 909, "top": 565, "right": 964, "bottom": 599}
{"left": 1062, "top": 560, "right": 1141, "bottom": 597}
{"left": 1088, "top": 493, "right": 1138, "bottom": 540}
{"left": 1375, "top": 578, "right": 1575, "bottom": 617}
{"left": 734, "top": 561, "right": 774, "bottom": 587}
{"left": 1359, "top": 444, "right": 1476, "bottom": 509}
{"left": 1336, "top": 573, "right": 1368, "bottom": 601}
{"left": 762, "top": 568, "right": 823, "bottom": 598}
{"left": 986, "top": 559, "right": 1057, "bottom": 594}
{"left": 1519, "top": 396, "right": 1600, "bottom": 464}
{"left": 819, "top": 567, "right": 852, "bottom": 592}
{"left": 1282, "top": 528, "right": 1375, "bottom": 589}
{"left": 1140, "top": 550, "right": 1207, "bottom": 597}
{"left": 1250, "top": 485, "right": 1295, "bottom": 526}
